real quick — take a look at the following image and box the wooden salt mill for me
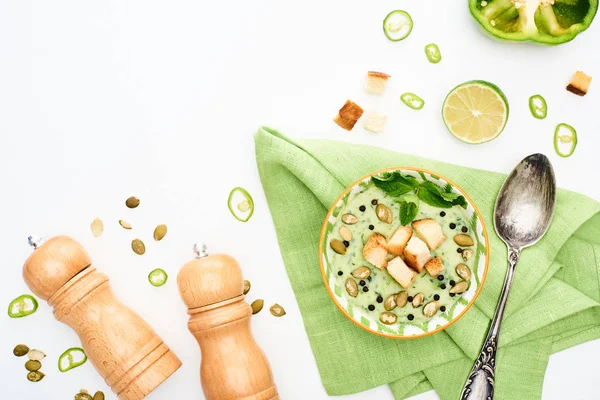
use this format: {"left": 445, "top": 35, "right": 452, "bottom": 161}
{"left": 177, "top": 243, "right": 279, "bottom": 400}
{"left": 22, "top": 235, "right": 182, "bottom": 400}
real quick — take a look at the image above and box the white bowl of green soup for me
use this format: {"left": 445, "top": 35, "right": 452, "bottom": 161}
{"left": 319, "top": 167, "right": 489, "bottom": 339}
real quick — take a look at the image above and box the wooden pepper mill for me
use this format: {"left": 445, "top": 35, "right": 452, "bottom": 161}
{"left": 22, "top": 235, "right": 182, "bottom": 400}
{"left": 177, "top": 243, "right": 279, "bottom": 400}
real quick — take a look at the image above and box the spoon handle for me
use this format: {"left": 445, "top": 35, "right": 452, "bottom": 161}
{"left": 460, "top": 248, "right": 520, "bottom": 400}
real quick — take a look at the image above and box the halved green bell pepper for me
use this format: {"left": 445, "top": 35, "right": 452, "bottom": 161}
{"left": 469, "top": 0, "right": 598, "bottom": 45}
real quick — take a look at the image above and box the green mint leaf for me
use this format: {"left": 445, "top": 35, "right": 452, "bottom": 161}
{"left": 452, "top": 196, "right": 468, "bottom": 209}
{"left": 444, "top": 182, "right": 453, "bottom": 193}
{"left": 417, "top": 187, "right": 453, "bottom": 208}
{"left": 397, "top": 194, "right": 419, "bottom": 225}
{"left": 372, "top": 173, "right": 419, "bottom": 197}
{"left": 439, "top": 191, "right": 460, "bottom": 201}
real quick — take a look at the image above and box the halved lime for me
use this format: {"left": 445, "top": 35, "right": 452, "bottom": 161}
{"left": 442, "top": 80, "right": 509, "bottom": 144}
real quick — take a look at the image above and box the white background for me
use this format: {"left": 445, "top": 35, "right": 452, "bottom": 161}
{"left": 1, "top": 1, "right": 599, "bottom": 399}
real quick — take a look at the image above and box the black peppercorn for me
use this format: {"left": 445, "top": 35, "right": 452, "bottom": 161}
{"left": 440, "top": 284, "right": 447, "bottom": 290}
{"left": 449, "top": 280, "right": 456, "bottom": 286}
{"left": 457, "top": 248, "right": 463, "bottom": 253}
{"left": 376, "top": 296, "right": 383, "bottom": 303}
{"left": 359, "top": 205, "right": 366, "bottom": 212}
{"left": 449, "top": 293, "right": 456, "bottom": 297}
{"left": 437, "top": 275, "right": 444, "bottom": 281}
{"left": 450, "top": 223, "right": 456, "bottom": 229}
{"left": 368, "top": 304, "right": 375, "bottom": 311}
{"left": 407, "top": 296, "right": 413, "bottom": 302}
{"left": 440, "top": 306, "right": 446, "bottom": 312}
{"left": 371, "top": 199, "right": 378, "bottom": 205}
{"left": 337, "top": 271, "right": 343, "bottom": 276}
{"left": 440, "top": 211, "right": 446, "bottom": 217}
{"left": 343, "top": 240, "right": 350, "bottom": 247}
{"left": 462, "top": 226, "right": 468, "bottom": 233}
{"left": 434, "top": 294, "right": 440, "bottom": 301}
{"left": 359, "top": 280, "right": 366, "bottom": 286}
{"left": 407, "top": 314, "right": 414, "bottom": 321}
{"left": 363, "top": 286, "right": 369, "bottom": 292}
{"left": 368, "top": 225, "right": 375, "bottom": 230}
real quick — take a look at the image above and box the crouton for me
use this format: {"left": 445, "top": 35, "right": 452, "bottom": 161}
{"left": 424, "top": 257, "right": 445, "bottom": 277}
{"left": 412, "top": 218, "right": 446, "bottom": 250}
{"left": 403, "top": 236, "right": 432, "bottom": 273}
{"left": 387, "top": 226, "right": 413, "bottom": 256}
{"left": 334, "top": 100, "right": 364, "bottom": 131}
{"left": 566, "top": 71, "right": 592, "bottom": 96}
{"left": 366, "top": 71, "right": 391, "bottom": 95}
{"left": 363, "top": 111, "right": 388, "bottom": 133}
{"left": 363, "top": 233, "right": 388, "bottom": 269}
{"left": 387, "top": 256, "right": 416, "bottom": 290}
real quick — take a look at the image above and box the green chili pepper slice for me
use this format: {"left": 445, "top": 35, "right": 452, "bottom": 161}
{"left": 148, "top": 268, "right": 168, "bottom": 287}
{"left": 58, "top": 347, "right": 88, "bottom": 372}
{"left": 424, "top": 43, "right": 442, "bottom": 63}
{"left": 554, "top": 123, "right": 578, "bottom": 158}
{"left": 7, "top": 294, "right": 38, "bottom": 318}
{"left": 383, "top": 10, "right": 413, "bottom": 42}
{"left": 228, "top": 187, "right": 254, "bottom": 222}
{"left": 400, "top": 93, "right": 425, "bottom": 110}
{"left": 529, "top": 95, "right": 547, "bottom": 119}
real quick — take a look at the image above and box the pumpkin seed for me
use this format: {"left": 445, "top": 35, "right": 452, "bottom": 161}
{"left": 125, "top": 196, "right": 140, "bottom": 208}
{"left": 380, "top": 312, "right": 398, "bottom": 325}
{"left": 345, "top": 278, "right": 358, "bottom": 297}
{"left": 384, "top": 294, "right": 397, "bottom": 311}
{"left": 423, "top": 301, "right": 440, "bottom": 318}
{"left": 27, "top": 349, "right": 46, "bottom": 361}
{"left": 330, "top": 239, "right": 346, "bottom": 255}
{"left": 376, "top": 204, "right": 393, "bottom": 224}
{"left": 450, "top": 281, "right": 469, "bottom": 294}
{"left": 93, "top": 391, "right": 105, "bottom": 400}
{"left": 342, "top": 214, "right": 359, "bottom": 225}
{"left": 456, "top": 263, "right": 472, "bottom": 281}
{"left": 131, "top": 239, "right": 146, "bottom": 255}
{"left": 462, "top": 249, "right": 473, "bottom": 261}
{"left": 25, "top": 360, "right": 41, "bottom": 372}
{"left": 90, "top": 218, "right": 104, "bottom": 237}
{"left": 339, "top": 226, "right": 353, "bottom": 241}
{"left": 396, "top": 291, "right": 408, "bottom": 308}
{"left": 351, "top": 266, "right": 371, "bottom": 279}
{"left": 412, "top": 292, "right": 424, "bottom": 308}
{"left": 454, "top": 234, "right": 474, "bottom": 247}
{"left": 243, "top": 280, "right": 251, "bottom": 295}
{"left": 251, "top": 299, "right": 264, "bottom": 315}
{"left": 27, "top": 371, "right": 45, "bottom": 382}
{"left": 269, "top": 303, "right": 286, "bottom": 317}
{"left": 13, "top": 344, "right": 29, "bottom": 357}
{"left": 153, "top": 224, "right": 168, "bottom": 241}
{"left": 75, "top": 392, "right": 93, "bottom": 400}
{"left": 118, "top": 220, "right": 132, "bottom": 230}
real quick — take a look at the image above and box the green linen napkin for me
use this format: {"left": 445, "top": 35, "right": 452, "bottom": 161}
{"left": 254, "top": 126, "right": 600, "bottom": 400}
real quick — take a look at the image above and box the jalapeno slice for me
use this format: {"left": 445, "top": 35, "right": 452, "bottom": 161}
{"left": 400, "top": 93, "right": 425, "bottom": 110}
{"left": 8, "top": 294, "right": 38, "bottom": 318}
{"left": 58, "top": 347, "right": 87, "bottom": 372}
{"left": 529, "top": 95, "right": 547, "bottom": 119}
{"left": 228, "top": 187, "right": 254, "bottom": 222}
{"left": 554, "top": 123, "right": 578, "bottom": 158}
{"left": 424, "top": 43, "right": 442, "bottom": 63}
{"left": 383, "top": 10, "right": 413, "bottom": 42}
{"left": 148, "top": 268, "right": 168, "bottom": 287}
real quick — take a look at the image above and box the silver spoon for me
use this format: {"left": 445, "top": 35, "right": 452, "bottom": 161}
{"left": 460, "top": 153, "right": 557, "bottom": 400}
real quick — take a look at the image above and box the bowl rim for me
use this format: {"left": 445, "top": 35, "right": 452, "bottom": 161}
{"left": 318, "top": 166, "right": 490, "bottom": 339}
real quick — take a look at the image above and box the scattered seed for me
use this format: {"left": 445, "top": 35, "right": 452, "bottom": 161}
{"left": 462, "top": 226, "right": 468, "bottom": 233}
{"left": 457, "top": 248, "right": 464, "bottom": 253}
{"left": 437, "top": 275, "right": 445, "bottom": 281}
{"left": 269, "top": 303, "right": 286, "bottom": 317}
{"left": 440, "top": 306, "right": 446, "bottom": 312}
{"left": 13, "top": 344, "right": 29, "bottom": 357}
{"left": 337, "top": 271, "right": 343, "bottom": 276}
{"left": 351, "top": 266, "right": 371, "bottom": 279}
{"left": 131, "top": 239, "right": 146, "bottom": 255}
{"left": 412, "top": 293, "right": 424, "bottom": 307}
{"left": 368, "top": 304, "right": 375, "bottom": 311}
{"left": 368, "top": 225, "right": 374, "bottom": 230}
{"left": 25, "top": 360, "right": 42, "bottom": 372}
{"left": 27, "top": 349, "right": 46, "bottom": 361}
{"left": 90, "top": 218, "right": 104, "bottom": 237}
{"left": 345, "top": 279, "right": 358, "bottom": 297}
{"left": 363, "top": 286, "right": 369, "bottom": 293}
{"left": 342, "top": 214, "right": 359, "bottom": 225}
{"left": 237, "top": 200, "right": 251, "bottom": 212}
{"left": 359, "top": 280, "right": 366, "bottom": 286}
{"left": 440, "top": 211, "right": 446, "bottom": 217}
{"left": 251, "top": 299, "right": 264, "bottom": 314}
{"left": 450, "top": 280, "right": 456, "bottom": 286}
{"left": 343, "top": 240, "right": 350, "bottom": 247}
{"left": 396, "top": 291, "right": 408, "bottom": 308}
{"left": 118, "top": 220, "right": 132, "bottom": 230}
{"left": 376, "top": 204, "right": 393, "bottom": 224}
{"left": 384, "top": 294, "right": 397, "bottom": 311}
{"left": 153, "top": 224, "right": 168, "bottom": 241}
{"left": 407, "top": 296, "right": 414, "bottom": 302}
{"left": 380, "top": 312, "right": 398, "bottom": 325}
{"left": 450, "top": 223, "right": 456, "bottom": 229}
{"left": 339, "top": 226, "right": 352, "bottom": 241}
{"left": 371, "top": 199, "right": 378, "bottom": 205}
{"left": 450, "top": 281, "right": 469, "bottom": 294}
{"left": 243, "top": 280, "right": 251, "bottom": 295}
{"left": 93, "top": 391, "right": 105, "bottom": 400}
{"left": 462, "top": 249, "right": 473, "bottom": 261}
{"left": 440, "top": 284, "right": 447, "bottom": 290}
{"left": 407, "top": 314, "right": 414, "bottom": 321}
{"left": 433, "top": 294, "right": 440, "bottom": 301}
{"left": 125, "top": 196, "right": 140, "bottom": 208}
{"left": 330, "top": 239, "right": 346, "bottom": 255}
{"left": 75, "top": 392, "right": 93, "bottom": 400}
{"left": 456, "top": 263, "right": 472, "bottom": 281}
{"left": 27, "top": 371, "right": 45, "bottom": 382}
{"left": 423, "top": 301, "right": 440, "bottom": 318}
{"left": 454, "top": 234, "right": 474, "bottom": 247}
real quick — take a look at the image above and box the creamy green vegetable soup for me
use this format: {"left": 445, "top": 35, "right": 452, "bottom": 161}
{"left": 327, "top": 172, "right": 478, "bottom": 326}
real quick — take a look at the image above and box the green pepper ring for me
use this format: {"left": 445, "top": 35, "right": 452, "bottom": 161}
{"left": 469, "top": 0, "right": 598, "bottom": 45}
{"left": 382, "top": 10, "right": 414, "bottom": 42}
{"left": 227, "top": 187, "right": 255, "bottom": 222}
{"left": 529, "top": 94, "right": 548, "bottom": 120}
{"left": 58, "top": 347, "right": 88, "bottom": 372}
{"left": 554, "top": 123, "right": 578, "bottom": 158}
{"left": 7, "top": 294, "right": 39, "bottom": 318}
